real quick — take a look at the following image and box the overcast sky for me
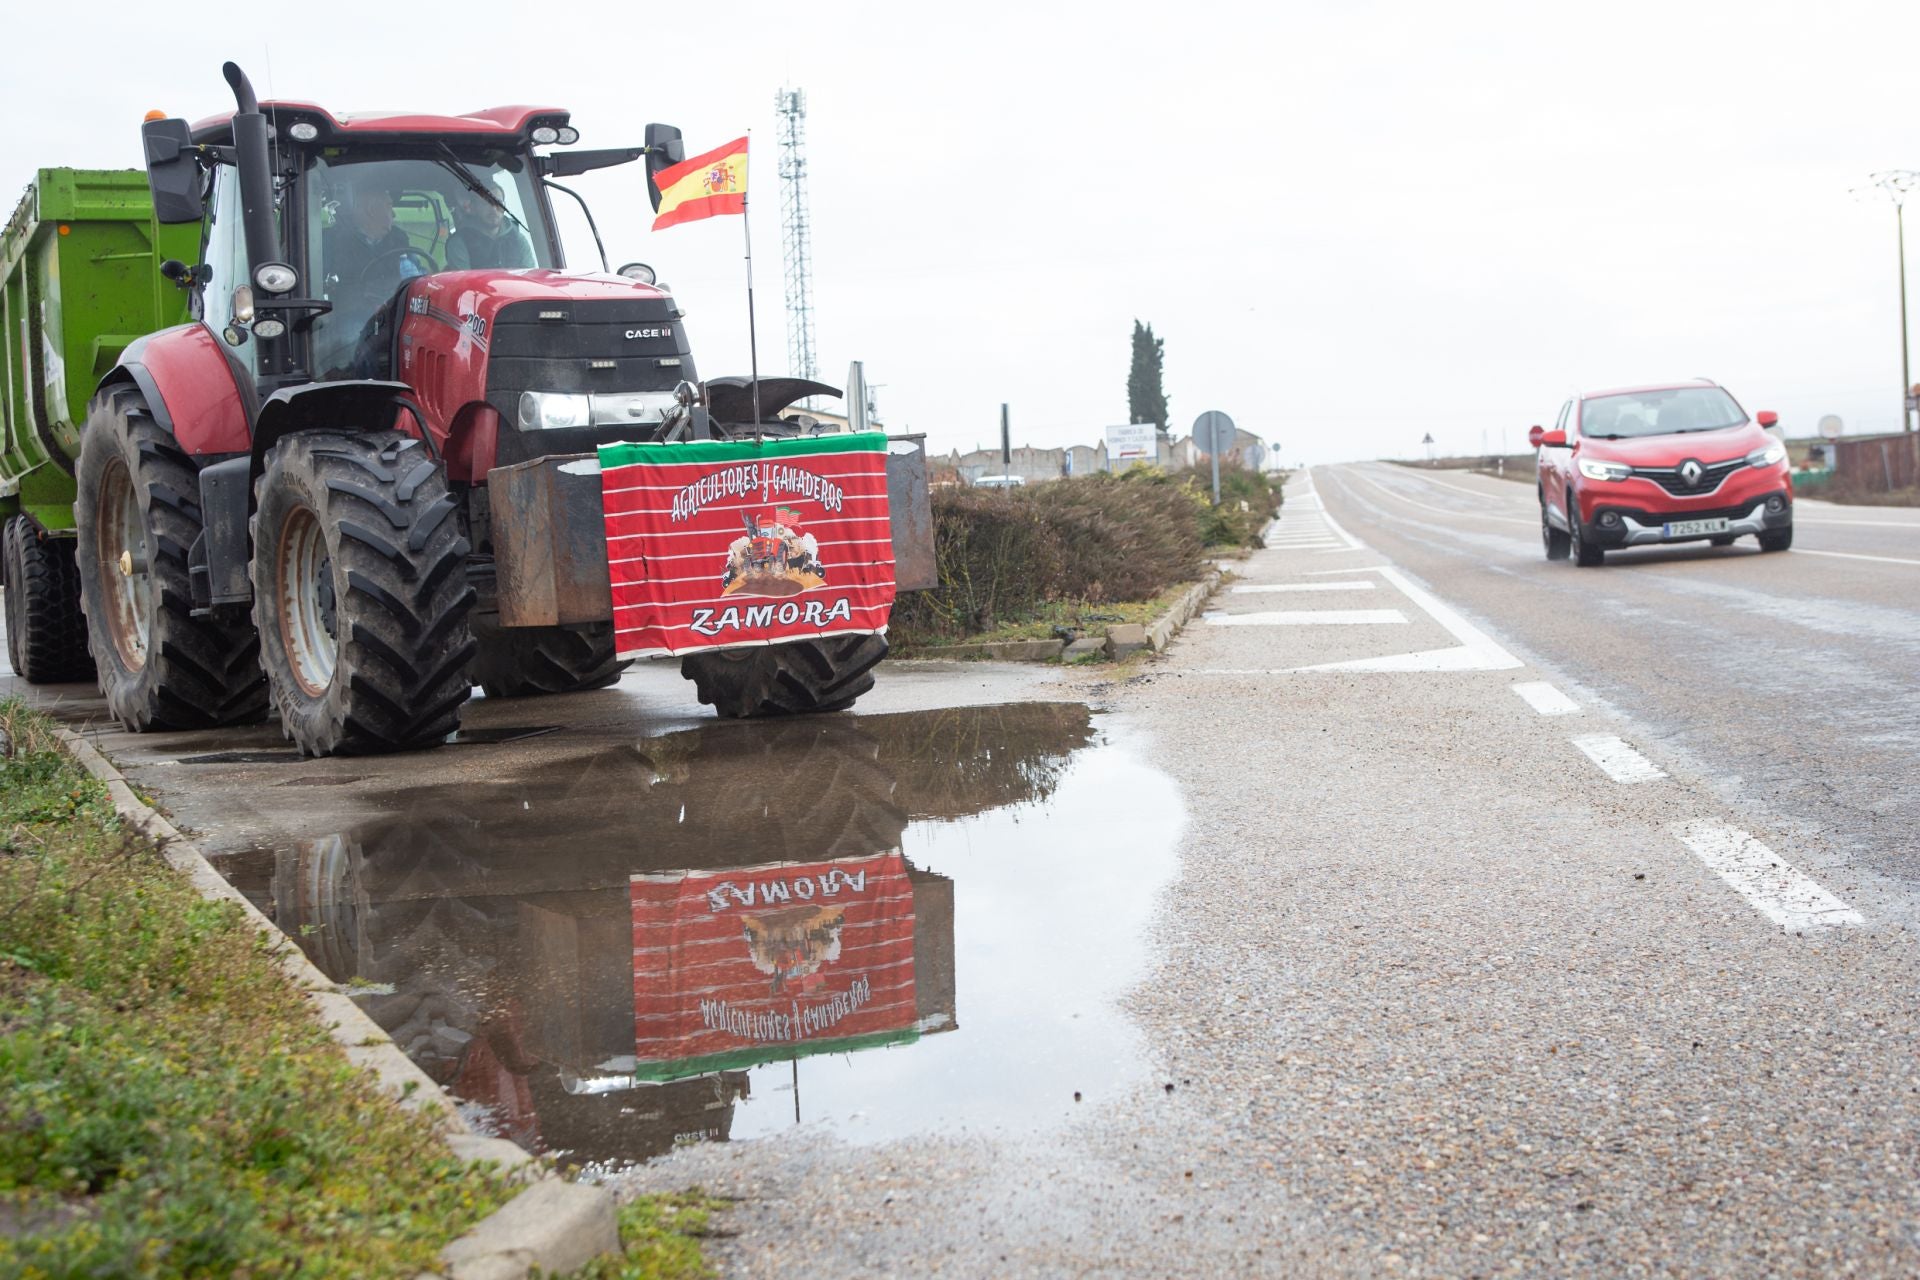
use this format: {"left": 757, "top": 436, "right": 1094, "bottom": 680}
{"left": 8, "top": 1, "right": 1920, "bottom": 465}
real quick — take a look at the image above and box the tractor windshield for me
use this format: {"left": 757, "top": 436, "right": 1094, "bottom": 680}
{"left": 305, "top": 149, "right": 556, "bottom": 378}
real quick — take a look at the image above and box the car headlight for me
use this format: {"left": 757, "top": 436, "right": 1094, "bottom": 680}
{"left": 518, "top": 391, "right": 591, "bottom": 430}
{"left": 1578, "top": 458, "right": 1631, "bottom": 482}
{"left": 1746, "top": 443, "right": 1787, "bottom": 468}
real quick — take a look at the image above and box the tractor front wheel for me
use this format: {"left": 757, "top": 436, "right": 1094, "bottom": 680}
{"left": 681, "top": 634, "right": 887, "bottom": 718}
{"left": 252, "top": 432, "right": 475, "bottom": 756}
{"left": 469, "top": 618, "right": 630, "bottom": 698}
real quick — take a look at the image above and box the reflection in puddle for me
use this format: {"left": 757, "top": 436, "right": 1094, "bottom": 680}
{"left": 229, "top": 703, "right": 1180, "bottom": 1168}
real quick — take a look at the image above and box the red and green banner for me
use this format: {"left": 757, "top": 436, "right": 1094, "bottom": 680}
{"left": 629, "top": 853, "right": 920, "bottom": 1082}
{"left": 598, "top": 433, "right": 896, "bottom": 660}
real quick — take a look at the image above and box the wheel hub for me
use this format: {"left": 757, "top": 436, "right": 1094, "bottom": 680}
{"left": 98, "top": 461, "right": 154, "bottom": 671}
{"left": 278, "top": 507, "right": 339, "bottom": 698}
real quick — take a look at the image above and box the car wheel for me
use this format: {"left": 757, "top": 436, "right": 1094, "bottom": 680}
{"left": 1541, "top": 502, "right": 1570, "bottom": 561}
{"left": 1758, "top": 526, "right": 1793, "bottom": 553}
{"left": 1569, "top": 498, "right": 1604, "bottom": 567}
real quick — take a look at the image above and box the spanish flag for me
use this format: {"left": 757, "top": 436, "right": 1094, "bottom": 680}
{"left": 650, "top": 137, "right": 748, "bottom": 230}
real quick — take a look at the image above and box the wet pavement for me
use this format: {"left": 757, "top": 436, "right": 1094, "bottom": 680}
{"left": 148, "top": 698, "right": 1180, "bottom": 1171}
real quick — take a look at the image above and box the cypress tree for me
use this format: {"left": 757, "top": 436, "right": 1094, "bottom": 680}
{"left": 1127, "top": 320, "right": 1169, "bottom": 433}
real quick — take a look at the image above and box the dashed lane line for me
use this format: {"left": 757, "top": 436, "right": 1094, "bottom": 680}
{"left": 1793, "top": 548, "right": 1920, "bottom": 567}
{"left": 1673, "top": 821, "right": 1863, "bottom": 931}
{"left": 1203, "top": 609, "right": 1410, "bottom": 626}
{"left": 1572, "top": 734, "right": 1667, "bottom": 784}
{"left": 1512, "top": 681, "right": 1582, "bottom": 715}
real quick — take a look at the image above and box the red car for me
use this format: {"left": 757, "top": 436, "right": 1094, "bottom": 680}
{"left": 1529, "top": 380, "right": 1793, "bottom": 566}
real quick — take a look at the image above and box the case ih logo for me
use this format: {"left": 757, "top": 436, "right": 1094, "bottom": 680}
{"left": 625, "top": 326, "right": 671, "bottom": 340}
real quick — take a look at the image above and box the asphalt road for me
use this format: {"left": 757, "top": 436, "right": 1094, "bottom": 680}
{"left": 5, "top": 468, "right": 1919, "bottom": 1276}
{"left": 1310, "top": 463, "right": 1919, "bottom": 887}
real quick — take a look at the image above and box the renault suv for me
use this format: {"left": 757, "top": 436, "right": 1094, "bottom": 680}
{"left": 1529, "top": 381, "right": 1792, "bottom": 566}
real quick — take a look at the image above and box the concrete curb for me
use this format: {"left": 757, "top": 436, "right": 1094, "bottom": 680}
{"left": 1147, "top": 569, "right": 1224, "bottom": 654}
{"left": 900, "top": 568, "right": 1227, "bottom": 665}
{"left": 51, "top": 727, "right": 619, "bottom": 1280}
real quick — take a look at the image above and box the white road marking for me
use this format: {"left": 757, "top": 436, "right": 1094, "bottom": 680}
{"left": 1672, "top": 821, "right": 1863, "bottom": 930}
{"left": 1204, "top": 609, "right": 1409, "bottom": 626}
{"left": 1571, "top": 734, "right": 1667, "bottom": 783}
{"left": 1512, "top": 681, "right": 1581, "bottom": 715}
{"left": 1343, "top": 467, "right": 1538, "bottom": 526}
{"left": 1793, "top": 548, "right": 1920, "bottom": 567}
{"left": 1231, "top": 581, "right": 1377, "bottom": 594}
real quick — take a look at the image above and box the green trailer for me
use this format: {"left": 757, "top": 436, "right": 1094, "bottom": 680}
{"left": 1, "top": 170, "right": 197, "bottom": 678}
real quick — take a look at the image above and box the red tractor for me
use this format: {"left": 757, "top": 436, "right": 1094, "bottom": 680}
{"left": 62, "top": 63, "right": 924, "bottom": 756}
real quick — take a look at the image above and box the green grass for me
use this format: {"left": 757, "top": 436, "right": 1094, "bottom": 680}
{"left": 0, "top": 698, "right": 521, "bottom": 1278}
{"left": 561, "top": 1191, "right": 731, "bottom": 1280}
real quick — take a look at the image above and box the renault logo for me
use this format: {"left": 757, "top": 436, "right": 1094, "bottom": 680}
{"left": 1679, "top": 459, "right": 1704, "bottom": 486}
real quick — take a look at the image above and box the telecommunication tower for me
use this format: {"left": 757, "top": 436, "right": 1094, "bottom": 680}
{"left": 774, "top": 88, "right": 817, "bottom": 383}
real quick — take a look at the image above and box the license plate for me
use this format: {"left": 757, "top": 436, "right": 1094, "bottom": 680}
{"left": 1663, "top": 518, "right": 1730, "bottom": 538}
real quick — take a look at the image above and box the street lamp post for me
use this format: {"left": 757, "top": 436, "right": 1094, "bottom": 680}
{"left": 1857, "top": 170, "right": 1920, "bottom": 433}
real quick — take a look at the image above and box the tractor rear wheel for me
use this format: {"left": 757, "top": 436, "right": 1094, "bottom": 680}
{"left": 3, "top": 516, "right": 94, "bottom": 683}
{"left": 252, "top": 432, "right": 475, "bottom": 756}
{"left": 73, "top": 387, "right": 267, "bottom": 729}
{"left": 680, "top": 634, "right": 887, "bottom": 718}
{"left": 469, "top": 618, "right": 630, "bottom": 698}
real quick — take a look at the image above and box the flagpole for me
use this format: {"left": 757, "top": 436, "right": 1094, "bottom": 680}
{"left": 743, "top": 151, "right": 762, "bottom": 430}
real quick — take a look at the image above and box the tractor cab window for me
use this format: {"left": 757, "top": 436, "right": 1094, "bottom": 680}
{"left": 305, "top": 150, "right": 554, "bottom": 378}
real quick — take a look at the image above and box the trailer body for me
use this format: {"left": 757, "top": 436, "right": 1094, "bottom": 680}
{"left": 1, "top": 170, "right": 196, "bottom": 529}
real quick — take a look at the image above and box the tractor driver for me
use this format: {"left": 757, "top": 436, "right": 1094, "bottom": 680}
{"left": 322, "top": 178, "right": 416, "bottom": 292}
{"left": 446, "top": 186, "right": 535, "bottom": 271}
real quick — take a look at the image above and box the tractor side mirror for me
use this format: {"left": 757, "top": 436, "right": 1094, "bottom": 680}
{"left": 142, "top": 117, "right": 206, "bottom": 225}
{"left": 644, "top": 123, "right": 685, "bottom": 171}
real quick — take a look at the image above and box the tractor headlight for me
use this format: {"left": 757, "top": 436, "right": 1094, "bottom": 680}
{"left": 531, "top": 126, "right": 560, "bottom": 145}
{"left": 254, "top": 262, "right": 298, "bottom": 294}
{"left": 1746, "top": 443, "right": 1787, "bottom": 468}
{"left": 518, "top": 391, "right": 591, "bottom": 430}
{"left": 516, "top": 389, "right": 682, "bottom": 430}
{"left": 1578, "top": 458, "right": 1632, "bottom": 482}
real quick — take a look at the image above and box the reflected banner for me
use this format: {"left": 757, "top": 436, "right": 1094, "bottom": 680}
{"left": 630, "top": 852, "right": 920, "bottom": 1081}
{"left": 598, "top": 433, "right": 896, "bottom": 659}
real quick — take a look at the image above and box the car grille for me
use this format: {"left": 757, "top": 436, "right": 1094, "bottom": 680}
{"left": 1629, "top": 456, "right": 1746, "bottom": 496}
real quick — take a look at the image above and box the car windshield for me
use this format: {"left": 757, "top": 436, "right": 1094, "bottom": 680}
{"left": 305, "top": 149, "right": 555, "bottom": 378}
{"left": 1579, "top": 387, "right": 1746, "bottom": 439}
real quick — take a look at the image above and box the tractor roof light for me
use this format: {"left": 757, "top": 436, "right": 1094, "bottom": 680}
{"left": 556, "top": 126, "right": 579, "bottom": 145}
{"left": 287, "top": 121, "right": 319, "bottom": 142}
{"left": 531, "top": 126, "right": 560, "bottom": 145}
{"left": 252, "top": 318, "right": 286, "bottom": 339}
{"left": 254, "top": 262, "right": 298, "bottom": 294}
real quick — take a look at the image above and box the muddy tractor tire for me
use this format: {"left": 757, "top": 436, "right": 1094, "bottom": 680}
{"left": 252, "top": 432, "right": 475, "bottom": 756}
{"left": 73, "top": 388, "right": 268, "bottom": 729}
{"left": 680, "top": 633, "right": 887, "bottom": 718}
{"left": 469, "top": 618, "right": 630, "bottom": 698}
{"left": 3, "top": 516, "right": 94, "bottom": 683}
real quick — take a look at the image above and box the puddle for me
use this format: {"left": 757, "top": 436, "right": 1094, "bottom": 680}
{"left": 217, "top": 703, "right": 1181, "bottom": 1169}
{"left": 445, "top": 725, "right": 563, "bottom": 746}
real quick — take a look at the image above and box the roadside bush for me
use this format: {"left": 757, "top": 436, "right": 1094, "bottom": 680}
{"left": 890, "top": 470, "right": 1209, "bottom": 644}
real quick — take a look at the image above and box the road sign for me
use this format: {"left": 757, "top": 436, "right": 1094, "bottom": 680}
{"left": 1819, "top": 414, "right": 1844, "bottom": 440}
{"left": 1193, "top": 410, "right": 1237, "bottom": 504}
{"left": 1105, "top": 422, "right": 1159, "bottom": 468}
{"left": 1193, "top": 410, "right": 1238, "bottom": 456}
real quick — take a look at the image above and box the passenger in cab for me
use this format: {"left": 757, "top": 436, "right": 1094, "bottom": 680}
{"left": 447, "top": 187, "right": 535, "bottom": 271}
